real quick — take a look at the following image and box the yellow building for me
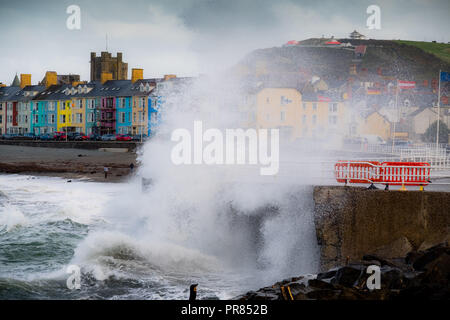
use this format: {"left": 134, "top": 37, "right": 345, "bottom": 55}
{"left": 71, "top": 98, "right": 86, "bottom": 133}
{"left": 57, "top": 100, "right": 73, "bottom": 132}
{"left": 358, "top": 111, "right": 391, "bottom": 141}
{"left": 255, "top": 87, "right": 347, "bottom": 140}
{"left": 132, "top": 95, "right": 148, "bottom": 135}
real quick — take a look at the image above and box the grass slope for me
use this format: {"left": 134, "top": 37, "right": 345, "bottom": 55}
{"left": 394, "top": 40, "right": 450, "bottom": 64}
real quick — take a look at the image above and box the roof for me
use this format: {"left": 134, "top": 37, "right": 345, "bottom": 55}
{"left": 0, "top": 86, "right": 24, "bottom": 102}
{"left": 408, "top": 106, "right": 437, "bottom": 118}
{"left": 11, "top": 74, "right": 20, "bottom": 87}
{"left": 33, "top": 84, "right": 73, "bottom": 101}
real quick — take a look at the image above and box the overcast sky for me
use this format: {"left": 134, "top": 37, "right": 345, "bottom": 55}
{"left": 0, "top": 0, "right": 449, "bottom": 84}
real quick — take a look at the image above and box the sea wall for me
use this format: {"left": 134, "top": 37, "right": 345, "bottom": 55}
{"left": 313, "top": 186, "right": 450, "bottom": 271}
{"left": 0, "top": 140, "right": 138, "bottom": 151}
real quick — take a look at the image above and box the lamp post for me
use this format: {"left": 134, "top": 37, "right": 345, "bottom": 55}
{"left": 436, "top": 70, "right": 441, "bottom": 155}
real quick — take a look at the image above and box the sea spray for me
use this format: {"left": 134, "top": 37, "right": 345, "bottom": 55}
{"left": 71, "top": 74, "right": 320, "bottom": 292}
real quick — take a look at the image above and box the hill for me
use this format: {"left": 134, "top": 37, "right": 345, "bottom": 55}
{"left": 394, "top": 40, "right": 450, "bottom": 64}
{"left": 235, "top": 39, "right": 450, "bottom": 85}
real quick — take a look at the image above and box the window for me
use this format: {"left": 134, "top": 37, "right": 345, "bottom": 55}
{"left": 0, "top": 115, "right": 2, "bottom": 123}
{"left": 133, "top": 112, "right": 137, "bottom": 122}
{"left": 119, "top": 112, "right": 126, "bottom": 123}
{"left": 329, "top": 103, "right": 338, "bottom": 112}
{"left": 76, "top": 113, "right": 83, "bottom": 124}
{"left": 139, "top": 111, "right": 143, "bottom": 122}
{"left": 312, "top": 103, "right": 317, "bottom": 111}
{"left": 302, "top": 115, "right": 307, "bottom": 125}
{"left": 266, "top": 114, "right": 270, "bottom": 121}
{"left": 303, "top": 103, "right": 307, "bottom": 111}
{"left": 280, "top": 111, "right": 285, "bottom": 121}
{"left": 280, "top": 96, "right": 291, "bottom": 105}
{"left": 34, "top": 115, "right": 39, "bottom": 124}
{"left": 312, "top": 115, "right": 317, "bottom": 125}
{"left": 266, "top": 97, "right": 270, "bottom": 104}
{"left": 60, "top": 115, "right": 66, "bottom": 124}
{"left": 49, "top": 114, "right": 55, "bottom": 124}
{"left": 48, "top": 102, "right": 55, "bottom": 111}
{"left": 328, "top": 115, "right": 338, "bottom": 125}
{"left": 88, "top": 113, "right": 94, "bottom": 122}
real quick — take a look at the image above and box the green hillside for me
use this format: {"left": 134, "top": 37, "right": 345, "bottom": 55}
{"left": 394, "top": 40, "right": 450, "bottom": 64}
{"left": 237, "top": 39, "right": 450, "bottom": 82}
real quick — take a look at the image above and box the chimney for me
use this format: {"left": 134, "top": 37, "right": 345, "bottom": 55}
{"left": 164, "top": 74, "right": 176, "bottom": 81}
{"left": 44, "top": 71, "right": 57, "bottom": 88}
{"left": 132, "top": 68, "right": 143, "bottom": 83}
{"left": 20, "top": 74, "right": 31, "bottom": 88}
{"left": 101, "top": 72, "right": 113, "bottom": 84}
{"left": 72, "top": 81, "right": 87, "bottom": 87}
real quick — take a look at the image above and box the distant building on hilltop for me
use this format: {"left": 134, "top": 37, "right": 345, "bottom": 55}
{"left": 90, "top": 51, "right": 128, "bottom": 82}
{"left": 350, "top": 30, "right": 366, "bottom": 40}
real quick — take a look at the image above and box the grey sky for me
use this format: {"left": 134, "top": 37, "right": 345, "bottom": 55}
{"left": 0, "top": 0, "right": 448, "bottom": 84}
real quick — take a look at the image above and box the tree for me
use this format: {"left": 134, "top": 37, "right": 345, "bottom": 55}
{"left": 423, "top": 121, "right": 449, "bottom": 144}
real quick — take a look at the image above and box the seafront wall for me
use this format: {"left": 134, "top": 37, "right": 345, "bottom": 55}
{"left": 313, "top": 186, "right": 450, "bottom": 271}
{"left": 0, "top": 140, "right": 138, "bottom": 151}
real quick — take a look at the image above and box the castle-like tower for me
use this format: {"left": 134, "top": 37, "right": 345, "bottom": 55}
{"left": 90, "top": 51, "right": 128, "bottom": 82}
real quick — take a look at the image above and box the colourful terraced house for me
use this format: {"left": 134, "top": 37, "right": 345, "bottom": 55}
{"left": 116, "top": 96, "right": 132, "bottom": 134}
{"left": 57, "top": 98, "right": 73, "bottom": 133}
{"left": 32, "top": 85, "right": 71, "bottom": 135}
{"left": 85, "top": 96, "right": 98, "bottom": 135}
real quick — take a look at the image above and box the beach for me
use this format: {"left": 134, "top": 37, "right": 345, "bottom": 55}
{"left": 0, "top": 145, "right": 138, "bottom": 182}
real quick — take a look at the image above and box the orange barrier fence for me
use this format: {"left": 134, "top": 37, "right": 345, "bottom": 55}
{"left": 335, "top": 161, "right": 431, "bottom": 186}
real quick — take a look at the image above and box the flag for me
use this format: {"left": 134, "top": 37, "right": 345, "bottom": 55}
{"left": 367, "top": 88, "right": 381, "bottom": 95}
{"left": 440, "top": 71, "right": 450, "bottom": 82}
{"left": 398, "top": 80, "right": 415, "bottom": 89}
{"left": 318, "top": 95, "right": 331, "bottom": 102}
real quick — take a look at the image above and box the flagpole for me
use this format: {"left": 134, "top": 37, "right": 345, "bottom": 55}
{"left": 392, "top": 79, "right": 399, "bottom": 153}
{"left": 436, "top": 70, "right": 441, "bottom": 154}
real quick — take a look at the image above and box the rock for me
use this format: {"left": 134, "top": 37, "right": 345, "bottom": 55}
{"left": 236, "top": 245, "right": 450, "bottom": 301}
{"left": 330, "top": 266, "right": 364, "bottom": 287}
{"left": 411, "top": 243, "right": 450, "bottom": 271}
{"left": 362, "top": 254, "right": 399, "bottom": 268}
{"left": 308, "top": 279, "right": 336, "bottom": 290}
{"left": 316, "top": 269, "right": 337, "bottom": 281}
{"left": 371, "top": 237, "right": 413, "bottom": 259}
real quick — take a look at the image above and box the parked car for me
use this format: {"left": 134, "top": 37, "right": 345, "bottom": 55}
{"left": 74, "top": 133, "right": 89, "bottom": 141}
{"left": 131, "top": 134, "right": 148, "bottom": 141}
{"left": 101, "top": 134, "right": 116, "bottom": 141}
{"left": 23, "top": 133, "right": 38, "bottom": 140}
{"left": 39, "top": 133, "right": 53, "bottom": 141}
{"left": 116, "top": 134, "right": 132, "bottom": 141}
{"left": 53, "top": 131, "right": 67, "bottom": 141}
{"left": 66, "top": 132, "right": 80, "bottom": 141}
{"left": 88, "top": 133, "right": 102, "bottom": 141}
{"left": 2, "top": 134, "right": 19, "bottom": 140}
{"left": 392, "top": 140, "right": 413, "bottom": 148}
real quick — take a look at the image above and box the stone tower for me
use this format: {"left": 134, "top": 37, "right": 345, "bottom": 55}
{"left": 90, "top": 52, "right": 128, "bottom": 82}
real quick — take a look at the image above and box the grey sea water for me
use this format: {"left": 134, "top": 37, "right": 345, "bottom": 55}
{"left": 0, "top": 173, "right": 318, "bottom": 300}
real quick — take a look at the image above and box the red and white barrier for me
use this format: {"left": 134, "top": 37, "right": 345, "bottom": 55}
{"left": 335, "top": 161, "right": 431, "bottom": 186}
